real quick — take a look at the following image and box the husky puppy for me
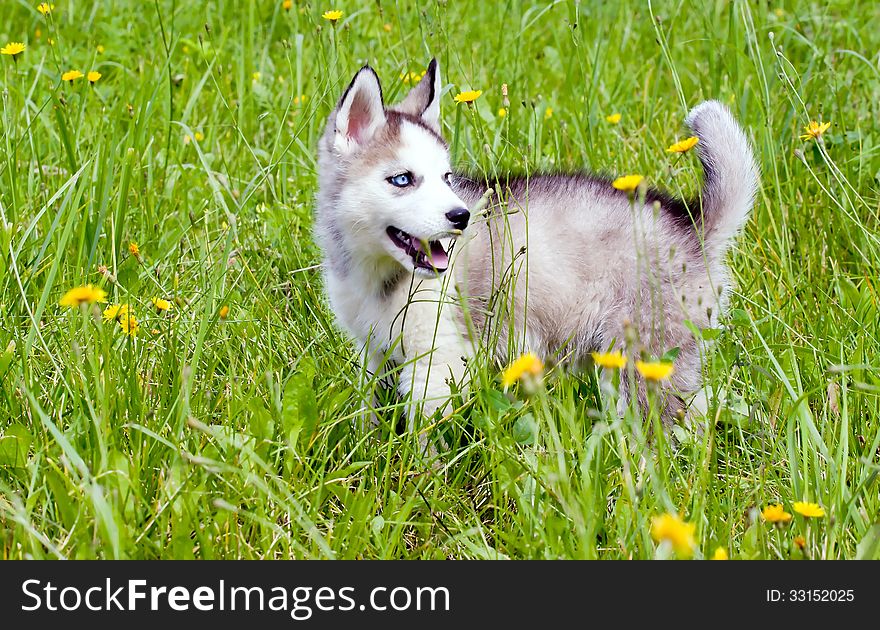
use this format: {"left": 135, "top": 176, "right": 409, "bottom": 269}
{"left": 315, "top": 59, "right": 758, "bottom": 435}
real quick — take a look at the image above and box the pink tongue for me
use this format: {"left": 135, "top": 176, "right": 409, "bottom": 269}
{"left": 412, "top": 238, "right": 449, "bottom": 269}
{"left": 429, "top": 241, "right": 449, "bottom": 268}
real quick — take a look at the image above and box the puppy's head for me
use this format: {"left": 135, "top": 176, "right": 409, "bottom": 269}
{"left": 318, "top": 59, "right": 468, "bottom": 277}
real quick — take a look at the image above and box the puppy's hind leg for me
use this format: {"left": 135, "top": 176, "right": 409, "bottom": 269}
{"left": 617, "top": 370, "right": 685, "bottom": 432}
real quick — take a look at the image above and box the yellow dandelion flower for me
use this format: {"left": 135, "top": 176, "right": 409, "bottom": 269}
{"left": 793, "top": 502, "right": 825, "bottom": 518}
{"left": 762, "top": 503, "right": 792, "bottom": 524}
{"left": 793, "top": 535, "right": 806, "bottom": 550}
{"left": 544, "top": 107, "right": 554, "bottom": 120}
{"left": 400, "top": 71, "right": 423, "bottom": 84}
{"left": 119, "top": 314, "right": 139, "bottom": 337}
{"left": 611, "top": 174, "right": 644, "bottom": 193}
{"left": 383, "top": 23, "right": 392, "bottom": 32}
{"left": 102, "top": 303, "right": 129, "bottom": 322}
{"left": 59, "top": 284, "right": 108, "bottom": 308}
{"left": 591, "top": 351, "right": 627, "bottom": 369}
{"left": 87, "top": 71, "right": 102, "bottom": 84}
{"left": 252, "top": 71, "right": 261, "bottom": 82}
{"left": 194, "top": 131, "right": 205, "bottom": 142}
{"left": 322, "top": 10, "right": 343, "bottom": 22}
{"left": 650, "top": 513, "right": 696, "bottom": 558}
{"left": 666, "top": 136, "right": 699, "bottom": 154}
{"left": 128, "top": 241, "right": 140, "bottom": 256}
{"left": 800, "top": 120, "right": 831, "bottom": 141}
{"left": 605, "top": 112, "right": 622, "bottom": 124}
{"left": 635, "top": 360, "right": 674, "bottom": 381}
{"left": 711, "top": 547, "right": 729, "bottom": 560}
{"left": 453, "top": 90, "right": 483, "bottom": 104}
{"left": 151, "top": 297, "right": 172, "bottom": 311}
{"left": 62, "top": 70, "right": 84, "bottom": 83}
{"left": 37, "top": 3, "right": 55, "bottom": 15}
{"left": 282, "top": 0, "right": 292, "bottom": 9}
{"left": 1, "top": 42, "right": 27, "bottom": 58}
{"left": 498, "top": 107, "right": 507, "bottom": 118}
{"left": 500, "top": 352, "right": 544, "bottom": 389}
{"left": 96, "top": 44, "right": 105, "bottom": 54}
{"left": 219, "top": 305, "right": 230, "bottom": 320}
{"left": 150, "top": 328, "right": 160, "bottom": 335}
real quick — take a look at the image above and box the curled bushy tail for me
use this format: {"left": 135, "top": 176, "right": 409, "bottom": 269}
{"left": 685, "top": 101, "right": 759, "bottom": 257}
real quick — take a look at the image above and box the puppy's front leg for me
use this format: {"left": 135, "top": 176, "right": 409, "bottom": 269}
{"left": 398, "top": 350, "right": 455, "bottom": 425}
{"left": 398, "top": 340, "right": 467, "bottom": 455}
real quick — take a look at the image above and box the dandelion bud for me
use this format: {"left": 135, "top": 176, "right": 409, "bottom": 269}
{"left": 128, "top": 241, "right": 142, "bottom": 263}
{"left": 97, "top": 264, "right": 117, "bottom": 285}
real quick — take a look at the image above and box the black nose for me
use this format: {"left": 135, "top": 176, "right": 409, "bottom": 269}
{"left": 445, "top": 207, "right": 470, "bottom": 230}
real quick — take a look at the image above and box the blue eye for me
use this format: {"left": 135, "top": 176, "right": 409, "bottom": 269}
{"left": 388, "top": 172, "right": 413, "bottom": 187}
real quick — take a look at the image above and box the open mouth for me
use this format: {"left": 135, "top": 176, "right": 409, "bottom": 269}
{"left": 386, "top": 226, "right": 450, "bottom": 272}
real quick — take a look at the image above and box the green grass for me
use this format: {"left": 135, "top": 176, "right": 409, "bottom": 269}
{"left": 1, "top": 0, "right": 879, "bottom": 559}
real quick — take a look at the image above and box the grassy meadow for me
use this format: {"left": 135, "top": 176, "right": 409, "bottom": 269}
{"left": 1, "top": 0, "right": 879, "bottom": 559}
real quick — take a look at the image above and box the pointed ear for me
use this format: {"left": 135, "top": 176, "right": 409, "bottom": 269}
{"left": 394, "top": 58, "right": 441, "bottom": 133}
{"left": 333, "top": 66, "right": 386, "bottom": 152}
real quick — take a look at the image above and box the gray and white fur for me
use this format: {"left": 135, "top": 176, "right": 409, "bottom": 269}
{"left": 315, "top": 59, "right": 759, "bottom": 434}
